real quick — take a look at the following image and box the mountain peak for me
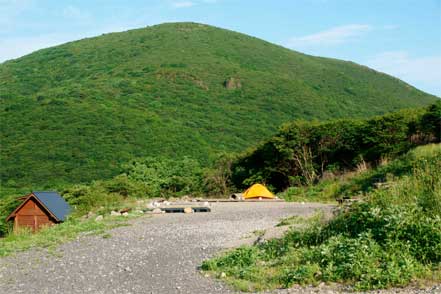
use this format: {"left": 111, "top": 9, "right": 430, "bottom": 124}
{"left": 0, "top": 23, "right": 436, "bottom": 185}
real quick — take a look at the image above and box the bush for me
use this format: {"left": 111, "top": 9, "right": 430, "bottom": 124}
{"left": 231, "top": 103, "right": 440, "bottom": 191}
{"left": 123, "top": 156, "right": 204, "bottom": 197}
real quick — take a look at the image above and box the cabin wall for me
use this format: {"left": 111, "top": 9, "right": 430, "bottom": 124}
{"left": 14, "top": 199, "right": 55, "bottom": 232}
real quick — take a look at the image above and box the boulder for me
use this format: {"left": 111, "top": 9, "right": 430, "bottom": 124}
{"left": 152, "top": 208, "right": 163, "bottom": 214}
{"left": 110, "top": 210, "right": 118, "bottom": 216}
{"left": 147, "top": 201, "right": 162, "bottom": 209}
{"left": 224, "top": 77, "right": 242, "bottom": 90}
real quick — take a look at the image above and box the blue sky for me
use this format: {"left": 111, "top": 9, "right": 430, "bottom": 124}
{"left": 1, "top": 0, "right": 440, "bottom": 96}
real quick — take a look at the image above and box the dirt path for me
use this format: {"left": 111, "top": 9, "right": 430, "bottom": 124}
{"left": 0, "top": 202, "right": 332, "bottom": 294}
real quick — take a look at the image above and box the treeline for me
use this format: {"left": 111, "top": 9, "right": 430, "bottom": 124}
{"left": 1, "top": 103, "right": 439, "bottom": 236}
{"left": 230, "top": 102, "right": 441, "bottom": 191}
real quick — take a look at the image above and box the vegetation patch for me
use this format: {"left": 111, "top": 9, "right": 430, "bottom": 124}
{"left": 0, "top": 22, "right": 437, "bottom": 188}
{"left": 202, "top": 144, "right": 441, "bottom": 291}
{"left": 233, "top": 102, "right": 440, "bottom": 192}
{"left": 0, "top": 217, "right": 130, "bottom": 257}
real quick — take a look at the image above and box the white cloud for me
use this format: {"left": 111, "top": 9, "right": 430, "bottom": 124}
{"left": 286, "top": 24, "right": 372, "bottom": 48}
{"left": 365, "top": 51, "right": 441, "bottom": 96}
{"left": 171, "top": 1, "right": 195, "bottom": 8}
{"left": 62, "top": 5, "right": 89, "bottom": 20}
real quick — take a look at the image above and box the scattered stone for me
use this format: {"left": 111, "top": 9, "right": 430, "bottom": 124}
{"left": 152, "top": 208, "right": 163, "bottom": 214}
{"left": 151, "top": 201, "right": 161, "bottom": 208}
{"left": 183, "top": 207, "right": 193, "bottom": 214}
{"left": 122, "top": 212, "right": 129, "bottom": 217}
{"left": 95, "top": 215, "right": 103, "bottom": 221}
{"left": 224, "top": 77, "right": 242, "bottom": 90}
{"left": 1, "top": 202, "right": 335, "bottom": 293}
{"left": 110, "top": 211, "right": 121, "bottom": 216}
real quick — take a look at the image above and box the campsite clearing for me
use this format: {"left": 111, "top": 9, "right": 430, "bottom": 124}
{"left": 0, "top": 202, "right": 331, "bottom": 294}
{"left": 1, "top": 202, "right": 439, "bottom": 293}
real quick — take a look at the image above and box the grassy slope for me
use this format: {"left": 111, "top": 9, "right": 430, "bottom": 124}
{"left": 0, "top": 22, "right": 437, "bottom": 187}
{"left": 202, "top": 144, "right": 441, "bottom": 291}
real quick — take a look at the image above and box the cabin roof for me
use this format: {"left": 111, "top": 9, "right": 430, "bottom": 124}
{"left": 6, "top": 191, "right": 71, "bottom": 222}
{"left": 32, "top": 191, "right": 71, "bottom": 221}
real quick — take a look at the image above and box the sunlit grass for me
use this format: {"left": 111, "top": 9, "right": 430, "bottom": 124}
{"left": 0, "top": 215, "right": 134, "bottom": 257}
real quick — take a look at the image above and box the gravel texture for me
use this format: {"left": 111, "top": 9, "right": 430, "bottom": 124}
{"left": 0, "top": 202, "right": 439, "bottom": 294}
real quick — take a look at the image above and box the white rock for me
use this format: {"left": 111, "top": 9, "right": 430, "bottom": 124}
{"left": 95, "top": 215, "right": 103, "bottom": 221}
{"left": 220, "top": 272, "right": 226, "bottom": 278}
{"left": 122, "top": 212, "right": 129, "bottom": 217}
{"left": 152, "top": 208, "right": 163, "bottom": 214}
{"left": 110, "top": 211, "right": 120, "bottom": 216}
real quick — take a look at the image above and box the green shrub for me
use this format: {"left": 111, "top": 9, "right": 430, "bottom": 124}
{"left": 123, "top": 156, "right": 204, "bottom": 197}
{"left": 232, "top": 104, "right": 440, "bottom": 192}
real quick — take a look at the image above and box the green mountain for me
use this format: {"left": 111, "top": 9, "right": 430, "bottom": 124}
{"left": 0, "top": 22, "right": 437, "bottom": 186}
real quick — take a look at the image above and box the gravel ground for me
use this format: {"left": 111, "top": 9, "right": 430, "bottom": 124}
{"left": 0, "top": 202, "right": 439, "bottom": 294}
{"left": 0, "top": 202, "right": 330, "bottom": 294}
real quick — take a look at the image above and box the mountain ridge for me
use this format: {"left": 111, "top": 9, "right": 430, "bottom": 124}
{"left": 0, "top": 22, "right": 437, "bottom": 186}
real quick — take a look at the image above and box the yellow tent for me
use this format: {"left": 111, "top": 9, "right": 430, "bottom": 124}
{"left": 243, "top": 184, "right": 275, "bottom": 199}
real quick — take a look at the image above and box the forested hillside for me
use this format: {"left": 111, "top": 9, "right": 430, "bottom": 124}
{"left": 0, "top": 22, "right": 437, "bottom": 187}
{"left": 231, "top": 102, "right": 440, "bottom": 191}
